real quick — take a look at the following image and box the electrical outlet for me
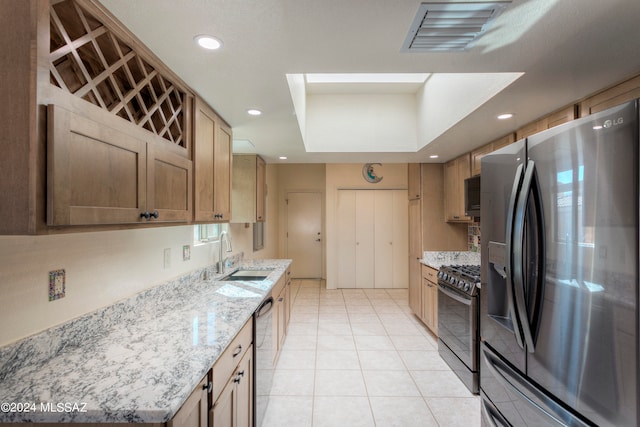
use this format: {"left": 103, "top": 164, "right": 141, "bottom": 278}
{"left": 183, "top": 245, "right": 191, "bottom": 261}
{"left": 49, "top": 269, "right": 66, "bottom": 301}
{"left": 164, "top": 248, "right": 171, "bottom": 269}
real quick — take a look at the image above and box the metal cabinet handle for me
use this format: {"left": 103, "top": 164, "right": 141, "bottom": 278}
{"left": 232, "top": 345, "right": 242, "bottom": 357}
{"left": 202, "top": 382, "right": 213, "bottom": 393}
{"left": 149, "top": 210, "right": 159, "bottom": 219}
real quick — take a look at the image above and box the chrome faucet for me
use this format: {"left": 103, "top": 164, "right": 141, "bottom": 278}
{"left": 217, "top": 231, "right": 233, "bottom": 274}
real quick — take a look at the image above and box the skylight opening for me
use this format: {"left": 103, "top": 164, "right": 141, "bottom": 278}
{"left": 305, "top": 73, "right": 430, "bottom": 84}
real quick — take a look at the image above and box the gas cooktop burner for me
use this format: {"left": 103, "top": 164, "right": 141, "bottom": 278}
{"left": 437, "top": 264, "right": 481, "bottom": 296}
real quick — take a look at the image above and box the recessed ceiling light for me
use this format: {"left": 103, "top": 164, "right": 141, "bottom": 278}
{"left": 497, "top": 113, "right": 514, "bottom": 120}
{"left": 194, "top": 35, "right": 222, "bottom": 50}
{"left": 279, "top": 156, "right": 288, "bottom": 160}
{"left": 429, "top": 155, "right": 439, "bottom": 159}
{"left": 247, "top": 109, "right": 262, "bottom": 116}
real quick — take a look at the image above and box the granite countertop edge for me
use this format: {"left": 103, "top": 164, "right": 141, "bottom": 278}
{"left": 0, "top": 258, "right": 291, "bottom": 423}
{"left": 420, "top": 251, "right": 481, "bottom": 269}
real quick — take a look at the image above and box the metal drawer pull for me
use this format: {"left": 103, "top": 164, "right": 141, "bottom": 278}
{"left": 203, "top": 382, "right": 212, "bottom": 393}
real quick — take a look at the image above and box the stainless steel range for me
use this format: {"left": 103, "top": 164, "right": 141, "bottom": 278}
{"left": 437, "top": 264, "right": 480, "bottom": 394}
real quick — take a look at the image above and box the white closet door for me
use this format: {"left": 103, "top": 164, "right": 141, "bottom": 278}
{"left": 355, "top": 190, "right": 375, "bottom": 288}
{"left": 392, "top": 189, "right": 409, "bottom": 288}
{"left": 337, "top": 190, "right": 356, "bottom": 288}
{"left": 374, "top": 190, "right": 394, "bottom": 288}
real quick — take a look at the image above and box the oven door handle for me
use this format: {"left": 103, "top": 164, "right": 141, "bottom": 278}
{"left": 438, "top": 284, "right": 472, "bottom": 306}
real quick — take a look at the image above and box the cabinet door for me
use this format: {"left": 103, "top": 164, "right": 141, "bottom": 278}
{"left": 214, "top": 121, "right": 233, "bottom": 221}
{"left": 169, "top": 376, "right": 208, "bottom": 427}
{"left": 256, "top": 155, "right": 266, "bottom": 222}
{"left": 194, "top": 98, "right": 232, "bottom": 222}
{"left": 391, "top": 190, "right": 409, "bottom": 288}
{"left": 444, "top": 160, "right": 458, "bottom": 222}
{"left": 470, "top": 143, "right": 492, "bottom": 177}
{"left": 407, "top": 163, "right": 421, "bottom": 200}
{"left": 445, "top": 155, "right": 471, "bottom": 222}
{"left": 47, "top": 104, "right": 147, "bottom": 225}
{"left": 277, "top": 286, "right": 286, "bottom": 351}
{"left": 408, "top": 199, "right": 422, "bottom": 316}
{"left": 211, "top": 377, "right": 235, "bottom": 427}
{"left": 147, "top": 143, "right": 192, "bottom": 222}
{"left": 579, "top": 74, "right": 640, "bottom": 117}
{"left": 235, "top": 346, "right": 253, "bottom": 427}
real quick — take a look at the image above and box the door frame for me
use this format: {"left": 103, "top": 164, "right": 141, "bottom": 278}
{"left": 283, "top": 190, "right": 325, "bottom": 279}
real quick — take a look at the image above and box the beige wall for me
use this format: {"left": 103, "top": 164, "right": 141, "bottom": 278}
{"left": 325, "top": 163, "right": 408, "bottom": 289}
{"left": 0, "top": 164, "right": 281, "bottom": 346}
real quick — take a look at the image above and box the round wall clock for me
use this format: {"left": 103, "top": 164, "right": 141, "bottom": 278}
{"left": 362, "top": 163, "right": 383, "bottom": 183}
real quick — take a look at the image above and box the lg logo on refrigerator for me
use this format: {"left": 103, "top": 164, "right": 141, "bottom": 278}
{"left": 603, "top": 117, "right": 624, "bottom": 128}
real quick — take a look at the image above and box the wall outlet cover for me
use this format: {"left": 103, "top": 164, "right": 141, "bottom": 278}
{"left": 183, "top": 245, "right": 191, "bottom": 261}
{"left": 49, "top": 269, "right": 66, "bottom": 301}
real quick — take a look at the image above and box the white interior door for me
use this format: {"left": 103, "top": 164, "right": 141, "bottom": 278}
{"left": 286, "top": 192, "right": 322, "bottom": 278}
{"left": 355, "top": 190, "right": 375, "bottom": 288}
{"left": 337, "top": 190, "right": 356, "bottom": 288}
{"left": 374, "top": 190, "right": 394, "bottom": 288}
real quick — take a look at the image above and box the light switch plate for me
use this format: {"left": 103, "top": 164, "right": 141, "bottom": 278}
{"left": 182, "top": 245, "right": 191, "bottom": 261}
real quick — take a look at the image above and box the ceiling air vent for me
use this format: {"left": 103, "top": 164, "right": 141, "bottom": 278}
{"left": 401, "top": 2, "right": 512, "bottom": 52}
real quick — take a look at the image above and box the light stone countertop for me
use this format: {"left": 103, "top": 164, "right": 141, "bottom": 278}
{"left": 421, "top": 251, "right": 481, "bottom": 269}
{"left": 0, "top": 258, "right": 291, "bottom": 423}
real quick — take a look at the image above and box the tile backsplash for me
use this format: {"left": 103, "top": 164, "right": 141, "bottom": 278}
{"left": 468, "top": 221, "right": 481, "bottom": 252}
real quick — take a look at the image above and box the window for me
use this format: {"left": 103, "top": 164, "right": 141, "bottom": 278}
{"left": 194, "top": 223, "right": 227, "bottom": 245}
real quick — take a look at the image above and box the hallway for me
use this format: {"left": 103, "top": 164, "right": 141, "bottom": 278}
{"left": 261, "top": 279, "right": 480, "bottom": 427}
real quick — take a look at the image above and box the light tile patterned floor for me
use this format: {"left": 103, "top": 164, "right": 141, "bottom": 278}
{"left": 261, "top": 279, "right": 480, "bottom": 427}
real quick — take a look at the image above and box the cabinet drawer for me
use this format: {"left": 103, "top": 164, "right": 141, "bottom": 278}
{"left": 212, "top": 319, "right": 253, "bottom": 402}
{"left": 422, "top": 265, "right": 437, "bottom": 282}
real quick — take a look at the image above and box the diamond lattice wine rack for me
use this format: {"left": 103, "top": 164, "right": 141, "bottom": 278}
{"left": 49, "top": 0, "right": 187, "bottom": 147}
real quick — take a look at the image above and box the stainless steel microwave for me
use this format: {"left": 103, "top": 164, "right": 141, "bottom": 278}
{"left": 464, "top": 175, "right": 481, "bottom": 217}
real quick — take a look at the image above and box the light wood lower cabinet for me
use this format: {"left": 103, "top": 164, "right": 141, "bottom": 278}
{"left": 421, "top": 265, "right": 438, "bottom": 336}
{"left": 408, "top": 199, "right": 422, "bottom": 316}
{"left": 210, "top": 346, "right": 253, "bottom": 427}
{"left": 168, "top": 376, "right": 209, "bottom": 427}
{"left": 272, "top": 274, "right": 289, "bottom": 365}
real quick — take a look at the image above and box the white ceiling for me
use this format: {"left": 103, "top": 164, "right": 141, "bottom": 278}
{"left": 99, "top": 0, "right": 640, "bottom": 163}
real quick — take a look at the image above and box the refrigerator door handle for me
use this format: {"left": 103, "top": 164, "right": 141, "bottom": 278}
{"left": 513, "top": 160, "right": 538, "bottom": 352}
{"left": 481, "top": 344, "right": 591, "bottom": 427}
{"left": 505, "top": 162, "right": 525, "bottom": 349}
{"left": 481, "top": 394, "right": 510, "bottom": 427}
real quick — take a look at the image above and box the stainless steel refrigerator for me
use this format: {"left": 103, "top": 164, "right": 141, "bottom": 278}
{"left": 480, "top": 100, "right": 638, "bottom": 426}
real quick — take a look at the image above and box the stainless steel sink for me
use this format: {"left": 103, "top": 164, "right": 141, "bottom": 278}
{"left": 222, "top": 269, "right": 273, "bottom": 281}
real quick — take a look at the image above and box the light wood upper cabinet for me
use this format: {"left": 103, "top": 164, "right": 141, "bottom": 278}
{"left": 517, "top": 105, "right": 577, "bottom": 140}
{"left": 579, "top": 74, "right": 640, "bottom": 117}
{"left": 470, "top": 133, "right": 515, "bottom": 176}
{"left": 408, "top": 163, "right": 422, "bottom": 200}
{"left": 444, "top": 154, "right": 471, "bottom": 223}
{"left": 194, "top": 97, "right": 232, "bottom": 223}
{"left": 47, "top": 103, "right": 192, "bottom": 226}
{"left": 231, "top": 154, "right": 267, "bottom": 223}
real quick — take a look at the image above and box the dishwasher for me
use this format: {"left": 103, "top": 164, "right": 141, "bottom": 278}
{"left": 254, "top": 294, "right": 274, "bottom": 427}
